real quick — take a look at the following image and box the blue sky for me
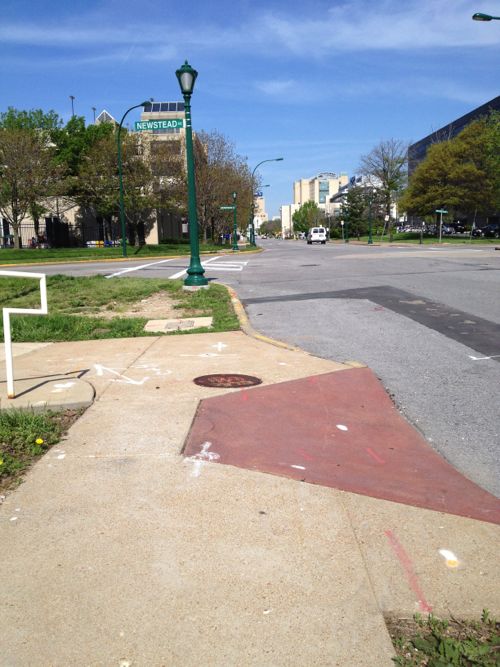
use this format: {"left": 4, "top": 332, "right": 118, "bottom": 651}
{"left": 1, "top": 0, "right": 499, "bottom": 217}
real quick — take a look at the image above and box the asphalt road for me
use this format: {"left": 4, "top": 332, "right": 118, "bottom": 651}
{"left": 5, "top": 240, "right": 500, "bottom": 496}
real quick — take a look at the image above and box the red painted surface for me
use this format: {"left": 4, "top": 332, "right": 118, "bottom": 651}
{"left": 184, "top": 368, "right": 500, "bottom": 525}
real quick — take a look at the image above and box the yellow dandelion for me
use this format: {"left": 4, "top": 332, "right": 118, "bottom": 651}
{"left": 0, "top": 458, "right": 4, "bottom": 465}
{"left": 36, "top": 438, "right": 44, "bottom": 445}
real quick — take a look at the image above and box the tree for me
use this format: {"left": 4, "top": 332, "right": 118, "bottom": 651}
{"left": 359, "top": 139, "right": 408, "bottom": 238}
{"left": 259, "top": 219, "right": 281, "bottom": 236}
{"left": 194, "top": 130, "right": 252, "bottom": 242}
{"left": 0, "top": 127, "right": 60, "bottom": 247}
{"left": 74, "top": 133, "right": 160, "bottom": 246}
{"left": 340, "top": 188, "right": 369, "bottom": 239}
{"left": 400, "top": 115, "right": 500, "bottom": 222}
{"left": 292, "top": 201, "right": 325, "bottom": 233}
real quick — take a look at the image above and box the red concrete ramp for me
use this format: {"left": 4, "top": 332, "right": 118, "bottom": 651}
{"left": 184, "top": 368, "right": 500, "bottom": 525}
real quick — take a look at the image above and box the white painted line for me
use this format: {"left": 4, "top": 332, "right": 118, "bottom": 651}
{"left": 468, "top": 354, "right": 500, "bottom": 361}
{"left": 105, "top": 258, "right": 177, "bottom": 279}
{"left": 169, "top": 255, "right": 221, "bottom": 280}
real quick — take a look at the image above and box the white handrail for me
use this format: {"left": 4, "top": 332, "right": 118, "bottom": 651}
{"left": 0, "top": 270, "right": 48, "bottom": 398}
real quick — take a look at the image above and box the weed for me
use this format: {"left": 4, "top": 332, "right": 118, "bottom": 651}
{"left": 387, "top": 610, "right": 500, "bottom": 666}
{"left": 0, "top": 409, "right": 81, "bottom": 491}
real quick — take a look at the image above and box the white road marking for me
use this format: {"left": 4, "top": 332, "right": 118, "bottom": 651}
{"left": 184, "top": 441, "right": 220, "bottom": 477}
{"left": 468, "top": 354, "right": 500, "bottom": 361}
{"left": 105, "top": 258, "right": 178, "bottom": 279}
{"left": 203, "top": 261, "right": 249, "bottom": 272}
{"left": 168, "top": 255, "right": 221, "bottom": 280}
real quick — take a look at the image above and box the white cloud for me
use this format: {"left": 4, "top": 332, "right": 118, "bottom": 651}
{"left": 255, "top": 79, "right": 295, "bottom": 95}
{"left": 1, "top": 0, "right": 499, "bottom": 60}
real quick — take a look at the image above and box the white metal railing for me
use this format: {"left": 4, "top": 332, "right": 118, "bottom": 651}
{"left": 0, "top": 270, "right": 48, "bottom": 398}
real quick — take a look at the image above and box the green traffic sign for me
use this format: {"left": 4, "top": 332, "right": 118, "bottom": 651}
{"left": 135, "top": 119, "right": 184, "bottom": 131}
{"left": 220, "top": 206, "right": 235, "bottom": 210}
{"left": 435, "top": 209, "right": 448, "bottom": 213}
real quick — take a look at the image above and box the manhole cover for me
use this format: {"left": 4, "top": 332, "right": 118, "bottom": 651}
{"left": 193, "top": 374, "right": 262, "bottom": 388}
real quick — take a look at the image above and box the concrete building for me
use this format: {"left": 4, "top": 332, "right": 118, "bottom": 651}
{"left": 135, "top": 101, "right": 188, "bottom": 244}
{"left": 253, "top": 194, "right": 268, "bottom": 233}
{"left": 293, "top": 172, "right": 349, "bottom": 209}
{"left": 280, "top": 172, "right": 349, "bottom": 237}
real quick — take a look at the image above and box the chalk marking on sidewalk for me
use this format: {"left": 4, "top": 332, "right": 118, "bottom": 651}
{"left": 385, "top": 529, "right": 432, "bottom": 613}
{"left": 169, "top": 255, "right": 221, "bottom": 280}
{"left": 105, "top": 258, "right": 178, "bottom": 279}
{"left": 94, "top": 363, "right": 149, "bottom": 385}
{"left": 184, "top": 441, "right": 220, "bottom": 477}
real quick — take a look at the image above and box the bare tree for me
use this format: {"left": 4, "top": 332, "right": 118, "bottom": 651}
{"left": 0, "top": 128, "right": 59, "bottom": 247}
{"left": 359, "top": 139, "right": 408, "bottom": 238}
{"left": 194, "top": 130, "right": 252, "bottom": 242}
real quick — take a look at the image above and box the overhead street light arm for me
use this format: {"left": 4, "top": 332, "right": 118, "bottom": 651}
{"left": 249, "top": 158, "right": 283, "bottom": 245}
{"left": 117, "top": 101, "right": 150, "bottom": 258}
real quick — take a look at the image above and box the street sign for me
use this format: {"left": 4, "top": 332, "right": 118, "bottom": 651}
{"left": 220, "top": 206, "right": 235, "bottom": 210}
{"left": 134, "top": 119, "right": 184, "bottom": 131}
{"left": 435, "top": 209, "right": 448, "bottom": 214}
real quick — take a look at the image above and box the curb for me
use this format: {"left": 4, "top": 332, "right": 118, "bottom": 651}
{"left": 0, "top": 247, "right": 263, "bottom": 269}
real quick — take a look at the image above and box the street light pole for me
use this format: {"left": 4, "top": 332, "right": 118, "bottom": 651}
{"left": 176, "top": 60, "right": 208, "bottom": 289}
{"left": 231, "top": 191, "right": 238, "bottom": 251}
{"left": 368, "top": 189, "right": 375, "bottom": 245}
{"left": 70, "top": 96, "right": 75, "bottom": 117}
{"left": 249, "top": 158, "right": 283, "bottom": 246}
{"left": 117, "top": 101, "right": 149, "bottom": 258}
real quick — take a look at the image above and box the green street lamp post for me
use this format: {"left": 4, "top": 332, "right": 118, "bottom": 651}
{"left": 472, "top": 12, "right": 500, "bottom": 20}
{"left": 117, "top": 101, "right": 150, "bottom": 258}
{"left": 249, "top": 158, "right": 283, "bottom": 246}
{"left": 176, "top": 60, "right": 208, "bottom": 289}
{"left": 344, "top": 219, "right": 349, "bottom": 243}
{"left": 368, "top": 190, "right": 375, "bottom": 245}
{"left": 232, "top": 191, "right": 239, "bottom": 251}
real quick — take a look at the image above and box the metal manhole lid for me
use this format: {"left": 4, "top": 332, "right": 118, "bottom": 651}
{"left": 193, "top": 373, "right": 262, "bottom": 388}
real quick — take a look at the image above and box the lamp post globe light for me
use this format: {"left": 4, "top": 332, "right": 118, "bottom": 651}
{"left": 117, "top": 101, "right": 150, "bottom": 258}
{"left": 249, "top": 158, "right": 283, "bottom": 246}
{"left": 176, "top": 60, "right": 208, "bottom": 288}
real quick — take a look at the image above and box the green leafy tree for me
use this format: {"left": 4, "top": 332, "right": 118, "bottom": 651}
{"left": 259, "top": 219, "right": 281, "bottom": 236}
{"left": 292, "top": 201, "right": 325, "bottom": 233}
{"left": 340, "top": 187, "right": 369, "bottom": 239}
{"left": 400, "top": 115, "right": 500, "bottom": 223}
{"left": 0, "top": 128, "right": 60, "bottom": 247}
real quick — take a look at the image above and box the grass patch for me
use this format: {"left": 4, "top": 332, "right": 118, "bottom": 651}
{"left": 0, "top": 408, "right": 81, "bottom": 492}
{"left": 0, "top": 242, "right": 255, "bottom": 265}
{"left": 387, "top": 610, "right": 500, "bottom": 666}
{"left": 0, "top": 274, "right": 239, "bottom": 341}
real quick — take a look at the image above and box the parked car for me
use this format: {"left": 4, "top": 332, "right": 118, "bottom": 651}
{"left": 307, "top": 227, "right": 327, "bottom": 244}
{"left": 481, "top": 222, "right": 500, "bottom": 238}
{"left": 442, "top": 225, "right": 454, "bottom": 235}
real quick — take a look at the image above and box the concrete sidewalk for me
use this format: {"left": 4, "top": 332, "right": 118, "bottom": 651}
{"left": 0, "top": 332, "right": 499, "bottom": 666}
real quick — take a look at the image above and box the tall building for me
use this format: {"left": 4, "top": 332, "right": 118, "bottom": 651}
{"left": 293, "top": 172, "right": 349, "bottom": 208}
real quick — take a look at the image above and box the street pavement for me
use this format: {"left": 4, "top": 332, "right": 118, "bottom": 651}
{"left": 1, "top": 309, "right": 500, "bottom": 665}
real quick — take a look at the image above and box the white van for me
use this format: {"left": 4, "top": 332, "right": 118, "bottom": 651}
{"left": 307, "top": 227, "right": 327, "bottom": 244}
